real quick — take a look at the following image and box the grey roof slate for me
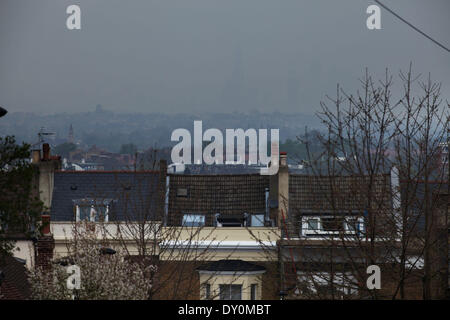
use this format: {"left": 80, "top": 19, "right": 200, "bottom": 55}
{"left": 50, "top": 171, "right": 161, "bottom": 221}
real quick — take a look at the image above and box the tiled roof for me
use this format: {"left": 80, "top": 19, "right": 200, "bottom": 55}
{"left": 289, "top": 174, "right": 392, "bottom": 213}
{"left": 196, "top": 259, "right": 266, "bottom": 272}
{"left": 167, "top": 174, "right": 269, "bottom": 226}
{"left": 51, "top": 171, "right": 162, "bottom": 221}
{"left": 0, "top": 255, "right": 30, "bottom": 300}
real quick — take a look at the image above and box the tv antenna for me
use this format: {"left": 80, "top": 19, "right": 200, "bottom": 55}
{"left": 38, "top": 127, "right": 56, "bottom": 143}
{"left": 31, "top": 127, "right": 56, "bottom": 150}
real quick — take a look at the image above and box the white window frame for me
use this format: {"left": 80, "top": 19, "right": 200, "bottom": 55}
{"left": 297, "top": 271, "right": 358, "bottom": 296}
{"left": 250, "top": 283, "right": 258, "bottom": 300}
{"left": 250, "top": 214, "right": 265, "bottom": 227}
{"left": 301, "top": 216, "right": 364, "bottom": 237}
{"left": 203, "top": 283, "right": 211, "bottom": 299}
{"left": 182, "top": 213, "right": 205, "bottom": 227}
{"left": 219, "top": 284, "right": 242, "bottom": 300}
{"left": 76, "top": 204, "right": 109, "bottom": 222}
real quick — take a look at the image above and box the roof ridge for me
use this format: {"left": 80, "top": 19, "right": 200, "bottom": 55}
{"left": 56, "top": 170, "right": 160, "bottom": 174}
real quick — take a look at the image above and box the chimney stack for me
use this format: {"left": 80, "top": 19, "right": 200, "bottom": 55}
{"left": 277, "top": 152, "right": 289, "bottom": 227}
{"left": 36, "top": 214, "right": 54, "bottom": 271}
{"left": 41, "top": 214, "right": 51, "bottom": 236}
{"left": 32, "top": 149, "right": 41, "bottom": 164}
{"left": 32, "top": 143, "right": 61, "bottom": 211}
{"left": 280, "top": 152, "right": 288, "bottom": 167}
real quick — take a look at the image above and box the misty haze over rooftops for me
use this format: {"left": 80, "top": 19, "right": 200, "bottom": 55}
{"left": 0, "top": 0, "right": 448, "bottom": 115}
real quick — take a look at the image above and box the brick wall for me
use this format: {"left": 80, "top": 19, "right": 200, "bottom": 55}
{"left": 35, "top": 236, "right": 55, "bottom": 270}
{"left": 153, "top": 260, "right": 279, "bottom": 300}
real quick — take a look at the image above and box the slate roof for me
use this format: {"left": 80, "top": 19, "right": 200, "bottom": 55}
{"left": 196, "top": 259, "right": 266, "bottom": 272}
{"left": 0, "top": 255, "right": 30, "bottom": 300}
{"left": 51, "top": 171, "right": 162, "bottom": 221}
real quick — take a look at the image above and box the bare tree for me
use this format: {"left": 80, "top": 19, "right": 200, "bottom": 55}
{"left": 281, "top": 66, "right": 448, "bottom": 300}
{"left": 29, "top": 221, "right": 155, "bottom": 300}
{"left": 95, "top": 152, "right": 238, "bottom": 300}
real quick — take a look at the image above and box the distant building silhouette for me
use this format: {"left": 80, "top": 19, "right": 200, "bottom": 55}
{"left": 68, "top": 124, "right": 74, "bottom": 144}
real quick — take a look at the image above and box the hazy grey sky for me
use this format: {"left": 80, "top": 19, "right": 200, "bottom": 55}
{"left": 0, "top": 0, "right": 449, "bottom": 115}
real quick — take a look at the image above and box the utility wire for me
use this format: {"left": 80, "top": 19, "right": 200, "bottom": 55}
{"left": 374, "top": 0, "right": 450, "bottom": 53}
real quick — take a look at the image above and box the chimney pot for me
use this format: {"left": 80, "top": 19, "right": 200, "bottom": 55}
{"left": 32, "top": 149, "right": 41, "bottom": 163}
{"left": 280, "top": 152, "right": 287, "bottom": 167}
{"left": 42, "top": 143, "right": 50, "bottom": 161}
{"left": 41, "top": 214, "right": 51, "bottom": 235}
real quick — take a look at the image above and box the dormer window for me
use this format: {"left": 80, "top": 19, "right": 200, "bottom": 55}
{"left": 301, "top": 215, "right": 364, "bottom": 237}
{"left": 182, "top": 214, "right": 205, "bottom": 227}
{"left": 73, "top": 199, "right": 113, "bottom": 222}
{"left": 250, "top": 214, "right": 265, "bottom": 227}
{"left": 215, "top": 213, "right": 247, "bottom": 227}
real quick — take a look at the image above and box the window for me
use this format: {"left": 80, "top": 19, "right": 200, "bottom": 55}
{"left": 78, "top": 205, "right": 91, "bottom": 221}
{"left": 182, "top": 214, "right": 205, "bottom": 227}
{"left": 307, "top": 218, "right": 319, "bottom": 230}
{"left": 297, "top": 272, "right": 358, "bottom": 299}
{"left": 250, "top": 214, "right": 265, "bottom": 227}
{"left": 219, "top": 284, "right": 242, "bottom": 300}
{"left": 76, "top": 205, "right": 109, "bottom": 222}
{"left": 215, "top": 214, "right": 245, "bottom": 227}
{"left": 74, "top": 199, "right": 113, "bottom": 222}
{"left": 177, "top": 187, "right": 189, "bottom": 197}
{"left": 301, "top": 216, "right": 364, "bottom": 237}
{"left": 204, "top": 283, "right": 211, "bottom": 299}
{"left": 250, "top": 284, "right": 258, "bottom": 300}
{"left": 321, "top": 217, "right": 345, "bottom": 232}
{"left": 345, "top": 217, "right": 365, "bottom": 234}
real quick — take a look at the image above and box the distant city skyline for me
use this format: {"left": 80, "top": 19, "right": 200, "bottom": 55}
{"left": 1, "top": 108, "right": 322, "bottom": 151}
{"left": 0, "top": 0, "right": 449, "bottom": 115}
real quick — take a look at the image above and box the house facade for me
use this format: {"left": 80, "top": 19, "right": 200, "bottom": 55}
{"left": 21, "top": 144, "right": 449, "bottom": 300}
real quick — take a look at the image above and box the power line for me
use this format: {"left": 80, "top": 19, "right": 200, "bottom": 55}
{"left": 374, "top": 0, "right": 450, "bottom": 53}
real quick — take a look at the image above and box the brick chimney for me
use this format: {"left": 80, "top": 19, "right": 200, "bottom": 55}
{"left": 32, "top": 143, "right": 61, "bottom": 210}
{"left": 269, "top": 152, "right": 289, "bottom": 227}
{"left": 40, "top": 214, "right": 51, "bottom": 236}
{"left": 35, "top": 215, "right": 54, "bottom": 270}
{"left": 42, "top": 143, "right": 50, "bottom": 161}
{"left": 277, "top": 152, "right": 289, "bottom": 227}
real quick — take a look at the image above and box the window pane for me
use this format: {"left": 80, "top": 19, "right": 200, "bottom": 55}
{"left": 79, "top": 206, "right": 91, "bottom": 221}
{"left": 219, "top": 285, "right": 228, "bottom": 300}
{"left": 230, "top": 285, "right": 242, "bottom": 300}
{"left": 250, "top": 284, "right": 257, "bottom": 300}
{"left": 297, "top": 272, "right": 358, "bottom": 298}
{"left": 95, "top": 206, "right": 107, "bottom": 221}
{"left": 182, "top": 214, "right": 205, "bottom": 227}
{"left": 177, "top": 188, "right": 188, "bottom": 197}
{"left": 219, "top": 285, "right": 242, "bottom": 300}
{"left": 321, "top": 217, "right": 344, "bottom": 231}
{"left": 251, "top": 215, "right": 265, "bottom": 227}
{"left": 307, "top": 219, "right": 319, "bottom": 230}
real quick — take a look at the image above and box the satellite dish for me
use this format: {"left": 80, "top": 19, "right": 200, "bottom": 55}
{"left": 0, "top": 106, "right": 7, "bottom": 117}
